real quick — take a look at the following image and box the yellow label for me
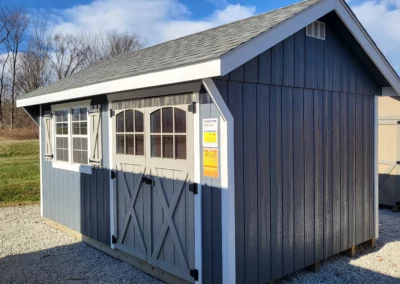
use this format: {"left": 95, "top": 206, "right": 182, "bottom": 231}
{"left": 203, "top": 148, "right": 219, "bottom": 178}
{"left": 204, "top": 131, "right": 217, "bottom": 144}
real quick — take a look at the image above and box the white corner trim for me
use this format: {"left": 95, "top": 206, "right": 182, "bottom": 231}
{"left": 220, "top": 0, "right": 335, "bottom": 75}
{"left": 202, "top": 78, "right": 235, "bottom": 284}
{"left": 193, "top": 92, "right": 203, "bottom": 284}
{"left": 52, "top": 162, "right": 92, "bottom": 174}
{"left": 109, "top": 105, "right": 116, "bottom": 249}
{"left": 39, "top": 105, "right": 43, "bottom": 217}
{"left": 17, "top": 60, "right": 221, "bottom": 107}
{"left": 374, "top": 96, "right": 379, "bottom": 238}
{"left": 334, "top": 0, "right": 400, "bottom": 96}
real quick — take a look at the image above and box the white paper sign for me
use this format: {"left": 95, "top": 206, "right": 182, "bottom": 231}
{"left": 203, "top": 118, "right": 218, "bottom": 148}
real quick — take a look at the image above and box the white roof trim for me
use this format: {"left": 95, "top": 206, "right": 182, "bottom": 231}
{"left": 17, "top": 0, "right": 400, "bottom": 108}
{"left": 17, "top": 59, "right": 221, "bottom": 107}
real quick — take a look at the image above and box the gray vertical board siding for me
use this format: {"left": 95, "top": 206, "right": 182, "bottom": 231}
{"left": 270, "top": 85, "right": 283, "bottom": 280}
{"left": 362, "top": 95, "right": 370, "bottom": 242}
{"left": 283, "top": 35, "right": 295, "bottom": 87}
{"left": 314, "top": 90, "right": 324, "bottom": 262}
{"left": 282, "top": 87, "right": 294, "bottom": 275}
{"left": 293, "top": 88, "right": 305, "bottom": 271}
{"left": 213, "top": 23, "right": 378, "bottom": 283}
{"left": 243, "top": 83, "right": 258, "bottom": 283}
{"left": 256, "top": 84, "right": 271, "bottom": 283}
{"left": 42, "top": 97, "right": 110, "bottom": 245}
{"left": 230, "top": 65, "right": 245, "bottom": 82}
{"left": 245, "top": 57, "right": 258, "bottom": 83}
{"left": 340, "top": 92, "right": 349, "bottom": 251}
{"left": 304, "top": 89, "right": 315, "bottom": 267}
{"left": 199, "top": 90, "right": 223, "bottom": 284}
{"left": 369, "top": 96, "right": 375, "bottom": 239}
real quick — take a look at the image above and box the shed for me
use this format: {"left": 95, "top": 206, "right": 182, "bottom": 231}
{"left": 17, "top": 0, "right": 400, "bottom": 283}
{"left": 378, "top": 96, "right": 400, "bottom": 208}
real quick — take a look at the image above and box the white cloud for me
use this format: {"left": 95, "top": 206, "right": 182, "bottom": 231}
{"left": 350, "top": 0, "right": 400, "bottom": 73}
{"left": 48, "top": 0, "right": 255, "bottom": 45}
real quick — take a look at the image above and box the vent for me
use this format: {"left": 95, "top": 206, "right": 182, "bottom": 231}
{"left": 306, "top": 21, "right": 326, "bottom": 40}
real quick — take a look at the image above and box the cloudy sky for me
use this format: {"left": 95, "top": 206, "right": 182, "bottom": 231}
{"left": 5, "top": 0, "right": 400, "bottom": 72}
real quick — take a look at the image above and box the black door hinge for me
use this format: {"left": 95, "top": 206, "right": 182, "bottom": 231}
{"left": 189, "top": 183, "right": 198, "bottom": 195}
{"left": 190, "top": 269, "right": 199, "bottom": 281}
{"left": 109, "top": 109, "right": 114, "bottom": 117}
{"left": 112, "top": 235, "right": 117, "bottom": 244}
{"left": 111, "top": 170, "right": 116, "bottom": 179}
{"left": 188, "top": 102, "right": 196, "bottom": 113}
{"left": 142, "top": 176, "right": 155, "bottom": 186}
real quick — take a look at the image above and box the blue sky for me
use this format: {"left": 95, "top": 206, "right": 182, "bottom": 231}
{"left": 3, "top": 0, "right": 400, "bottom": 72}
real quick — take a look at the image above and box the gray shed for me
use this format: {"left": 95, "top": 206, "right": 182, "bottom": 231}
{"left": 18, "top": 0, "right": 400, "bottom": 283}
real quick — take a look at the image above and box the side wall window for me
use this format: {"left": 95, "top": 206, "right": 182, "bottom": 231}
{"left": 55, "top": 109, "right": 69, "bottom": 162}
{"left": 72, "top": 107, "right": 88, "bottom": 164}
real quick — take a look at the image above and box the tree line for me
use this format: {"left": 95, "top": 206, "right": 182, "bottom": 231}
{"left": 0, "top": 6, "right": 147, "bottom": 128}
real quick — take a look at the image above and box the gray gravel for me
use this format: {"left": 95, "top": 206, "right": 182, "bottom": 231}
{"left": 1, "top": 206, "right": 399, "bottom": 284}
{"left": 0, "top": 205, "right": 163, "bottom": 284}
{"left": 279, "top": 208, "right": 400, "bottom": 283}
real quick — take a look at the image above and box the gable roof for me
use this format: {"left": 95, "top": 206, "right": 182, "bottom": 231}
{"left": 17, "top": 0, "right": 400, "bottom": 107}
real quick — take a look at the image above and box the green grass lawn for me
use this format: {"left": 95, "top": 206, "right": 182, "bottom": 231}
{"left": 0, "top": 141, "right": 40, "bottom": 206}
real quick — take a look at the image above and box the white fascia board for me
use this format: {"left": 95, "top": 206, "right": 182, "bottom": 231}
{"left": 17, "top": 59, "right": 221, "bottom": 107}
{"left": 334, "top": 0, "right": 400, "bottom": 95}
{"left": 220, "top": 0, "right": 335, "bottom": 75}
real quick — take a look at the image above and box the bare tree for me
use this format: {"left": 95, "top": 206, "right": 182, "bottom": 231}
{"left": 16, "top": 16, "right": 51, "bottom": 94}
{"left": 5, "top": 8, "right": 29, "bottom": 128}
{"left": 0, "top": 52, "right": 9, "bottom": 125}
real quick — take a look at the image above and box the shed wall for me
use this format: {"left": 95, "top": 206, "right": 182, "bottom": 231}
{"left": 214, "top": 24, "right": 377, "bottom": 283}
{"left": 41, "top": 95, "right": 111, "bottom": 245}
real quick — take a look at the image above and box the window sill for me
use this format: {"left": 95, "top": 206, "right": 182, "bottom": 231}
{"left": 52, "top": 162, "right": 92, "bottom": 174}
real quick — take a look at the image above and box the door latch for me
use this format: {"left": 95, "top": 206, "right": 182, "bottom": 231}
{"left": 142, "top": 176, "right": 155, "bottom": 186}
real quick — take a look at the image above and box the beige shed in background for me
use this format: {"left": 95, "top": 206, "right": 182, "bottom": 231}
{"left": 378, "top": 97, "right": 400, "bottom": 208}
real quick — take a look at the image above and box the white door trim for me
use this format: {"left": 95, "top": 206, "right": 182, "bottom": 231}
{"left": 202, "top": 78, "right": 235, "bottom": 284}
{"left": 39, "top": 105, "right": 43, "bottom": 217}
{"left": 193, "top": 92, "right": 203, "bottom": 284}
{"left": 108, "top": 102, "right": 116, "bottom": 249}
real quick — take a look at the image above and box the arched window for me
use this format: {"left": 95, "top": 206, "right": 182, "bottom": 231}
{"left": 116, "top": 110, "right": 144, "bottom": 156}
{"left": 150, "top": 107, "right": 186, "bottom": 159}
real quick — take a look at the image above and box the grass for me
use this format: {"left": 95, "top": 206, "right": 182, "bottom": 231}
{"left": 0, "top": 127, "right": 39, "bottom": 141}
{"left": 0, "top": 140, "right": 40, "bottom": 206}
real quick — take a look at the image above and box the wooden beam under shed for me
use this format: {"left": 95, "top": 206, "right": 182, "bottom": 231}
{"left": 306, "top": 262, "right": 321, "bottom": 273}
{"left": 343, "top": 246, "right": 356, "bottom": 257}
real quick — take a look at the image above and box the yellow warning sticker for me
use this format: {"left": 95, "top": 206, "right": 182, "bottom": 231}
{"left": 203, "top": 148, "right": 219, "bottom": 178}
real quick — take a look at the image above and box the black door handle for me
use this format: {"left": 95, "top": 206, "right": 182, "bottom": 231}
{"left": 142, "top": 176, "right": 154, "bottom": 186}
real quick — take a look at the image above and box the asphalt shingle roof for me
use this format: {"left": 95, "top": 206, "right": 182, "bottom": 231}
{"left": 20, "top": 0, "right": 321, "bottom": 99}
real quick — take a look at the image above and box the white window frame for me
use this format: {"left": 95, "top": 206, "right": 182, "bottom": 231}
{"left": 51, "top": 100, "right": 92, "bottom": 174}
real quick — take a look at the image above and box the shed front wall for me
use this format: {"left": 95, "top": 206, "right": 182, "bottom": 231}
{"left": 41, "top": 95, "right": 111, "bottom": 245}
{"left": 214, "top": 23, "right": 377, "bottom": 283}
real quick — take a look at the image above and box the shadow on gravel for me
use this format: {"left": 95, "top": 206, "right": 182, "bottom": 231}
{"left": 0, "top": 242, "right": 162, "bottom": 284}
{"left": 278, "top": 208, "right": 400, "bottom": 283}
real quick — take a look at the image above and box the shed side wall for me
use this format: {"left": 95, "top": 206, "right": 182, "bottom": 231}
{"left": 41, "top": 95, "right": 110, "bottom": 245}
{"left": 214, "top": 24, "right": 377, "bottom": 283}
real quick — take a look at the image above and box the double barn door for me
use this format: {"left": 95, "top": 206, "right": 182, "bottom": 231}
{"left": 112, "top": 103, "right": 195, "bottom": 282}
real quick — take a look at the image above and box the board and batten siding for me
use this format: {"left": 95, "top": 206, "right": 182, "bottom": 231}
{"left": 213, "top": 24, "right": 377, "bottom": 283}
{"left": 41, "top": 95, "right": 111, "bottom": 245}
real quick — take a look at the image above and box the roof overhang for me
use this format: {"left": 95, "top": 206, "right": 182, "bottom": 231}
{"left": 17, "top": 0, "right": 400, "bottom": 108}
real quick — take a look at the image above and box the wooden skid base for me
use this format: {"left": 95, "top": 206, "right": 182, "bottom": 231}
{"left": 343, "top": 246, "right": 356, "bottom": 257}
{"left": 362, "top": 238, "right": 376, "bottom": 249}
{"left": 43, "top": 218, "right": 190, "bottom": 284}
{"left": 306, "top": 262, "right": 320, "bottom": 273}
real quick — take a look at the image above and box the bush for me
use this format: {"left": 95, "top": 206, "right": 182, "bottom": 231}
{"left": 0, "top": 127, "right": 39, "bottom": 141}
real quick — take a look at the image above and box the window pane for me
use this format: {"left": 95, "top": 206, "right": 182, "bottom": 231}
{"left": 82, "top": 138, "right": 88, "bottom": 151}
{"left": 63, "top": 150, "right": 69, "bottom": 162}
{"left": 63, "top": 138, "right": 69, "bottom": 149}
{"left": 57, "top": 149, "right": 63, "bottom": 161}
{"left": 56, "top": 124, "right": 63, "bottom": 135}
{"left": 135, "top": 134, "right": 144, "bottom": 156}
{"left": 62, "top": 123, "right": 68, "bottom": 135}
{"left": 151, "top": 135, "right": 161, "bottom": 157}
{"left": 116, "top": 112, "right": 124, "bottom": 132}
{"left": 174, "top": 108, "right": 186, "bottom": 133}
{"left": 73, "top": 137, "right": 81, "bottom": 150}
{"left": 135, "top": 111, "right": 144, "bottom": 132}
{"left": 56, "top": 137, "right": 63, "bottom": 149}
{"left": 82, "top": 151, "right": 88, "bottom": 164}
{"left": 126, "top": 134, "right": 134, "bottom": 155}
{"left": 163, "top": 135, "right": 173, "bottom": 158}
{"left": 72, "top": 109, "right": 80, "bottom": 121}
{"left": 151, "top": 110, "right": 161, "bottom": 133}
{"left": 116, "top": 134, "right": 125, "bottom": 154}
{"left": 125, "top": 110, "right": 134, "bottom": 132}
{"left": 80, "top": 108, "right": 87, "bottom": 121}
{"left": 80, "top": 122, "right": 87, "bottom": 135}
{"left": 73, "top": 150, "right": 81, "bottom": 164}
{"left": 62, "top": 110, "right": 68, "bottom": 122}
{"left": 175, "top": 136, "right": 186, "bottom": 159}
{"left": 73, "top": 123, "right": 80, "bottom": 135}
{"left": 55, "top": 111, "right": 62, "bottom": 122}
{"left": 162, "top": 108, "right": 173, "bottom": 133}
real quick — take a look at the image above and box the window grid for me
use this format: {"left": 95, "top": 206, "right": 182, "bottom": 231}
{"left": 72, "top": 107, "right": 88, "bottom": 165}
{"left": 55, "top": 109, "right": 69, "bottom": 162}
{"left": 116, "top": 110, "right": 144, "bottom": 156}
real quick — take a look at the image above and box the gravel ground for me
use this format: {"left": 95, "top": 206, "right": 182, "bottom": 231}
{"left": 279, "top": 208, "right": 400, "bottom": 283}
{"left": 0, "top": 205, "right": 162, "bottom": 284}
{"left": 0, "top": 206, "right": 399, "bottom": 284}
